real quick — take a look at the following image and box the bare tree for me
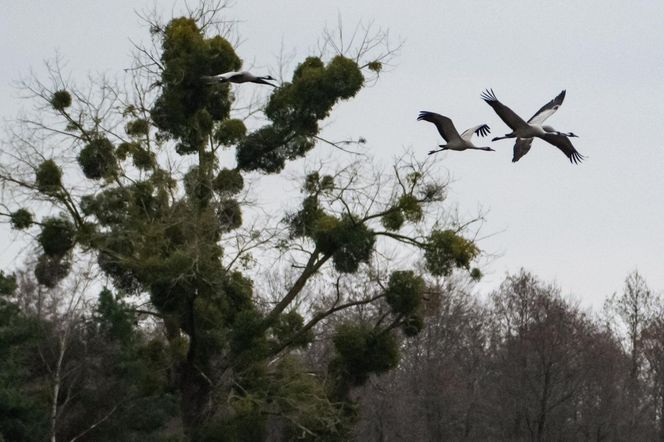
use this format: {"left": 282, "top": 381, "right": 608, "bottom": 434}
{"left": 604, "top": 270, "right": 656, "bottom": 433}
{"left": 352, "top": 275, "right": 491, "bottom": 441}
{"left": 642, "top": 305, "right": 664, "bottom": 441}
{"left": 488, "top": 271, "right": 613, "bottom": 441}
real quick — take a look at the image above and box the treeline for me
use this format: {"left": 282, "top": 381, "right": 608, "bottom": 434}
{"left": 1, "top": 267, "right": 661, "bottom": 441}
{"left": 353, "top": 270, "right": 664, "bottom": 441}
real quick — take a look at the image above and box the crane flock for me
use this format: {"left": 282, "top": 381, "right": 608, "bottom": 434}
{"left": 203, "top": 69, "right": 585, "bottom": 165}
{"left": 421, "top": 89, "right": 584, "bottom": 164}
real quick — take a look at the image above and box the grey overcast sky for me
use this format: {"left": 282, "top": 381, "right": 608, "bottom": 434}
{"left": 1, "top": 1, "right": 663, "bottom": 306}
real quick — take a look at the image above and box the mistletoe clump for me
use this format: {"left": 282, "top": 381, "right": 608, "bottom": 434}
{"left": 397, "top": 194, "right": 423, "bottom": 222}
{"left": 384, "top": 270, "right": 425, "bottom": 316}
{"left": 78, "top": 136, "right": 117, "bottom": 180}
{"left": 150, "top": 18, "right": 242, "bottom": 154}
{"left": 424, "top": 229, "right": 479, "bottom": 277}
{"left": 214, "top": 119, "right": 246, "bottom": 146}
{"left": 212, "top": 168, "right": 244, "bottom": 195}
{"left": 35, "top": 159, "right": 63, "bottom": 195}
{"left": 236, "top": 56, "right": 364, "bottom": 173}
{"left": 322, "top": 216, "right": 375, "bottom": 274}
{"left": 38, "top": 217, "right": 76, "bottom": 257}
{"left": 330, "top": 323, "right": 399, "bottom": 387}
{"left": 50, "top": 89, "right": 72, "bottom": 110}
{"left": 216, "top": 199, "right": 242, "bottom": 232}
{"left": 381, "top": 209, "right": 405, "bottom": 231}
{"left": 10, "top": 209, "right": 33, "bottom": 230}
{"left": 34, "top": 254, "right": 71, "bottom": 288}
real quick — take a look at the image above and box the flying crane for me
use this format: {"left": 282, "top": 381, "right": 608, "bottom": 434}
{"left": 202, "top": 71, "right": 277, "bottom": 87}
{"left": 418, "top": 111, "right": 493, "bottom": 155}
{"left": 481, "top": 89, "right": 584, "bottom": 164}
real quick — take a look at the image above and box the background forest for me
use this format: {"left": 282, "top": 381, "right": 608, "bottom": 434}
{"left": 1, "top": 2, "right": 662, "bottom": 441}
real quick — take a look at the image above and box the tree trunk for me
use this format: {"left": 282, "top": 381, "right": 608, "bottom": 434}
{"left": 50, "top": 335, "right": 67, "bottom": 442}
{"left": 178, "top": 294, "right": 214, "bottom": 439}
{"left": 180, "top": 359, "right": 212, "bottom": 439}
{"left": 536, "top": 367, "right": 551, "bottom": 442}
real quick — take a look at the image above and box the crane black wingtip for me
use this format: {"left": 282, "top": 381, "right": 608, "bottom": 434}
{"left": 417, "top": 111, "right": 437, "bottom": 121}
{"left": 476, "top": 124, "right": 491, "bottom": 137}
{"left": 480, "top": 88, "right": 498, "bottom": 103}
{"left": 569, "top": 151, "right": 585, "bottom": 165}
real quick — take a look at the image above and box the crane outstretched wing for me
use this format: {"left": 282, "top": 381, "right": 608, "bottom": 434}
{"left": 417, "top": 111, "right": 462, "bottom": 142}
{"left": 540, "top": 133, "right": 585, "bottom": 164}
{"left": 528, "top": 90, "right": 566, "bottom": 124}
{"left": 461, "top": 124, "right": 491, "bottom": 142}
{"left": 481, "top": 89, "right": 529, "bottom": 131}
{"left": 201, "top": 71, "right": 244, "bottom": 83}
{"left": 512, "top": 138, "right": 533, "bottom": 162}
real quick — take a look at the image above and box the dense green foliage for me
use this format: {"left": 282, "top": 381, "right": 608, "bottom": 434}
{"left": 212, "top": 168, "right": 243, "bottom": 196}
{"left": 78, "top": 136, "right": 118, "bottom": 180}
{"left": 38, "top": 217, "right": 76, "bottom": 257}
{"left": 424, "top": 229, "right": 479, "bottom": 276}
{"left": 50, "top": 90, "right": 72, "bottom": 110}
{"left": 34, "top": 255, "right": 71, "bottom": 288}
{"left": 331, "top": 323, "right": 400, "bottom": 387}
{"left": 9, "top": 208, "right": 32, "bottom": 230}
{"left": 237, "top": 56, "right": 364, "bottom": 173}
{"left": 0, "top": 6, "right": 487, "bottom": 441}
{"left": 151, "top": 17, "right": 241, "bottom": 155}
{"left": 381, "top": 208, "right": 405, "bottom": 231}
{"left": 35, "top": 159, "right": 62, "bottom": 195}
{"left": 0, "top": 277, "right": 179, "bottom": 441}
{"left": 385, "top": 270, "right": 425, "bottom": 316}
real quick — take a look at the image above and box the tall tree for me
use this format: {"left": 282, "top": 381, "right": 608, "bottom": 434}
{"left": 605, "top": 271, "right": 654, "bottom": 379}
{"left": 0, "top": 271, "right": 50, "bottom": 441}
{"left": 642, "top": 311, "right": 664, "bottom": 441}
{"left": 604, "top": 270, "right": 655, "bottom": 434}
{"left": 0, "top": 3, "right": 482, "bottom": 439}
{"left": 489, "top": 271, "right": 603, "bottom": 441}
